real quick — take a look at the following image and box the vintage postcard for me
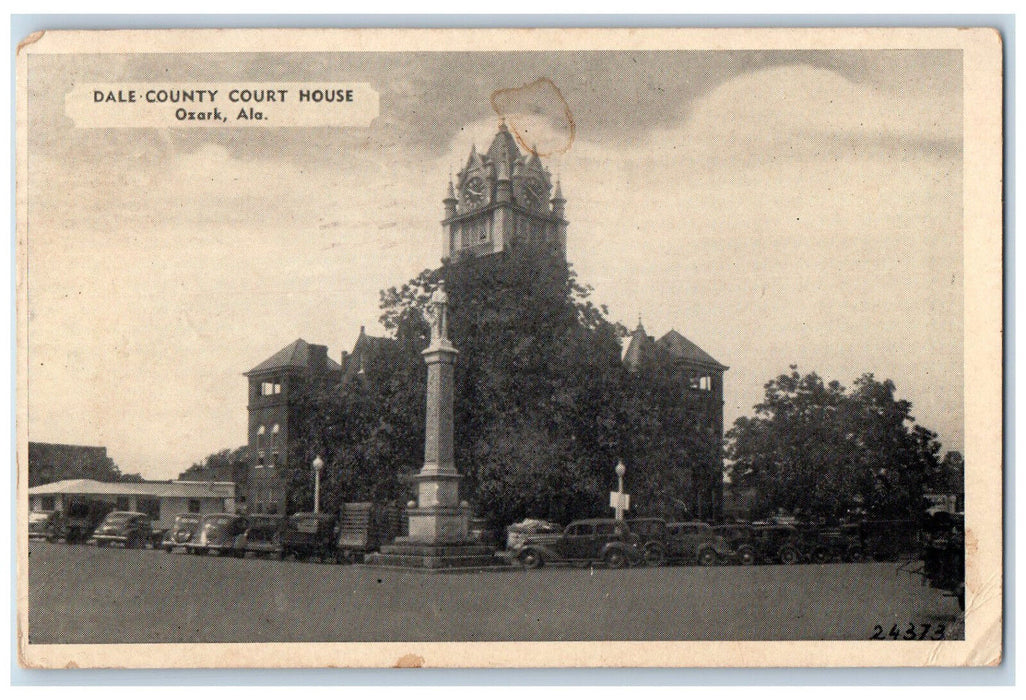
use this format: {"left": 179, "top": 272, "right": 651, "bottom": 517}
{"left": 16, "top": 27, "right": 1003, "bottom": 669}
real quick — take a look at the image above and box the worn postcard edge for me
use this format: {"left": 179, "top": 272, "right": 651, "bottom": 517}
{"left": 14, "top": 26, "right": 1004, "bottom": 669}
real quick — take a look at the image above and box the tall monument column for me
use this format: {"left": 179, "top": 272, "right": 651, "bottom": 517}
{"left": 406, "top": 281, "right": 470, "bottom": 543}
{"left": 369, "top": 281, "right": 495, "bottom": 568}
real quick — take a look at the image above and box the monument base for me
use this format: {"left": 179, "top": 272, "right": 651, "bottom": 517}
{"left": 366, "top": 540, "right": 498, "bottom": 570}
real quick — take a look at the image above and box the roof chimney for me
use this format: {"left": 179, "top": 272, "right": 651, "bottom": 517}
{"left": 309, "top": 344, "right": 328, "bottom": 371}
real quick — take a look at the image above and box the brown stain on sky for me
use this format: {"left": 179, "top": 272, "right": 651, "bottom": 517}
{"left": 491, "top": 78, "right": 575, "bottom": 157}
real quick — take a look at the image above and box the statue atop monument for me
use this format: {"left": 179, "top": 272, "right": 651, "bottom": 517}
{"left": 427, "top": 280, "right": 453, "bottom": 350}
{"left": 430, "top": 279, "right": 451, "bottom": 342}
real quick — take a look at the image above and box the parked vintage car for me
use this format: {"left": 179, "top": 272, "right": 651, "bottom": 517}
{"left": 506, "top": 518, "right": 562, "bottom": 551}
{"left": 62, "top": 498, "right": 116, "bottom": 544}
{"left": 190, "top": 513, "right": 249, "bottom": 557}
{"left": 920, "top": 511, "right": 965, "bottom": 610}
{"left": 29, "top": 510, "right": 65, "bottom": 542}
{"left": 858, "top": 519, "right": 918, "bottom": 561}
{"left": 240, "top": 514, "right": 285, "bottom": 558}
{"left": 804, "top": 523, "right": 863, "bottom": 563}
{"left": 517, "top": 518, "right": 643, "bottom": 569}
{"left": 665, "top": 521, "right": 732, "bottom": 566}
{"left": 161, "top": 513, "right": 202, "bottom": 552}
{"left": 627, "top": 517, "right": 670, "bottom": 566}
{"left": 713, "top": 523, "right": 757, "bottom": 565}
{"left": 748, "top": 523, "right": 805, "bottom": 564}
{"left": 281, "top": 512, "right": 339, "bottom": 563}
{"left": 92, "top": 511, "right": 153, "bottom": 549}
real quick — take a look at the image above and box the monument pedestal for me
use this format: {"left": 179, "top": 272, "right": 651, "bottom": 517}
{"left": 366, "top": 284, "right": 499, "bottom": 570}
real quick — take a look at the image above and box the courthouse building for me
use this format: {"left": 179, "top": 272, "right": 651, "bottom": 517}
{"left": 241, "top": 122, "right": 728, "bottom": 519}
{"left": 243, "top": 339, "right": 342, "bottom": 513}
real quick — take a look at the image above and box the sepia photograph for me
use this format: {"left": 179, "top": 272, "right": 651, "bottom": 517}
{"left": 15, "top": 27, "right": 1003, "bottom": 668}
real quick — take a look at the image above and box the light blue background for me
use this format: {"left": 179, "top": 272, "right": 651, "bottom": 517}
{"left": 8, "top": 13, "right": 1014, "bottom": 687}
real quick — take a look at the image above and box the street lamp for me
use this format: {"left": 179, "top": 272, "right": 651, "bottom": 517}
{"left": 614, "top": 460, "right": 627, "bottom": 521}
{"left": 312, "top": 455, "right": 324, "bottom": 514}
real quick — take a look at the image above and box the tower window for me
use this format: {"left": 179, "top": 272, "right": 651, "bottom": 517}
{"left": 260, "top": 381, "right": 281, "bottom": 396}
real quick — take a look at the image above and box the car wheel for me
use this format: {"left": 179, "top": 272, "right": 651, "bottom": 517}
{"left": 778, "top": 545, "right": 800, "bottom": 565}
{"left": 812, "top": 547, "right": 831, "bottom": 564}
{"left": 46, "top": 535, "right": 56, "bottom": 544}
{"left": 164, "top": 546, "right": 174, "bottom": 553}
{"left": 519, "top": 550, "right": 543, "bottom": 569}
{"left": 233, "top": 549, "right": 245, "bottom": 559}
{"left": 845, "top": 546, "right": 864, "bottom": 563}
{"left": 736, "top": 545, "right": 756, "bottom": 566}
{"left": 698, "top": 548, "right": 719, "bottom": 566}
{"left": 643, "top": 545, "right": 666, "bottom": 567}
{"left": 604, "top": 549, "right": 627, "bottom": 569}
{"left": 96, "top": 540, "right": 107, "bottom": 548}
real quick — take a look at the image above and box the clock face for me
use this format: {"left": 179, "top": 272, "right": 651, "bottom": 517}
{"left": 464, "top": 176, "right": 487, "bottom": 207}
{"left": 524, "top": 177, "right": 544, "bottom": 206}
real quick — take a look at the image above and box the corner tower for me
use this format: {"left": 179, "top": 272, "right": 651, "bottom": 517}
{"left": 442, "top": 121, "right": 568, "bottom": 261}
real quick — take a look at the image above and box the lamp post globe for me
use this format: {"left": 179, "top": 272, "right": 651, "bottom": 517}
{"left": 614, "top": 460, "right": 627, "bottom": 521}
{"left": 312, "top": 455, "right": 324, "bottom": 513}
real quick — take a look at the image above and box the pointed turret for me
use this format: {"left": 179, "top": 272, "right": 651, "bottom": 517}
{"left": 551, "top": 179, "right": 565, "bottom": 219}
{"left": 461, "top": 144, "right": 485, "bottom": 181}
{"left": 486, "top": 119, "right": 521, "bottom": 174}
{"left": 444, "top": 177, "right": 458, "bottom": 218}
{"left": 623, "top": 318, "right": 655, "bottom": 372}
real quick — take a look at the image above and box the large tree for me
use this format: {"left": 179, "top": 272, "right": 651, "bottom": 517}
{"left": 290, "top": 242, "right": 721, "bottom": 528}
{"left": 726, "top": 366, "right": 941, "bottom": 522}
{"left": 28, "top": 443, "right": 134, "bottom": 486}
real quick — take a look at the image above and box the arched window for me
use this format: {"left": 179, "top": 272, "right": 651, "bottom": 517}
{"left": 271, "top": 423, "right": 280, "bottom": 447}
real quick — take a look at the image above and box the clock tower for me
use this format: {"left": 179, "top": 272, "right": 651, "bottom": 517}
{"left": 442, "top": 121, "right": 568, "bottom": 261}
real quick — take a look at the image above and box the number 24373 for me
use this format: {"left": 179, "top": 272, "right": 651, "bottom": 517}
{"left": 871, "top": 623, "right": 946, "bottom": 640}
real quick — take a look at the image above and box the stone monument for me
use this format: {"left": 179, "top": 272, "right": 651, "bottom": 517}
{"left": 368, "top": 281, "right": 496, "bottom": 569}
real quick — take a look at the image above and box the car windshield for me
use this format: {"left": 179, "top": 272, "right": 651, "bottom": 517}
{"left": 204, "top": 516, "right": 233, "bottom": 526}
{"left": 104, "top": 513, "right": 134, "bottom": 524}
{"left": 175, "top": 515, "right": 200, "bottom": 526}
{"left": 29, "top": 512, "right": 51, "bottom": 523}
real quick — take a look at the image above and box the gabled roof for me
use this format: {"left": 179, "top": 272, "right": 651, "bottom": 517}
{"left": 246, "top": 338, "right": 342, "bottom": 376}
{"left": 28, "top": 478, "right": 236, "bottom": 499}
{"left": 623, "top": 321, "right": 655, "bottom": 370}
{"left": 345, "top": 326, "right": 397, "bottom": 376}
{"left": 656, "top": 329, "right": 728, "bottom": 371}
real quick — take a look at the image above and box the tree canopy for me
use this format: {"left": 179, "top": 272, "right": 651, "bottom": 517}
{"left": 725, "top": 366, "right": 941, "bottom": 523}
{"left": 28, "top": 443, "right": 137, "bottom": 486}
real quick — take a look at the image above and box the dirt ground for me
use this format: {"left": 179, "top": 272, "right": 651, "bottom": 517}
{"left": 26, "top": 540, "right": 964, "bottom": 644}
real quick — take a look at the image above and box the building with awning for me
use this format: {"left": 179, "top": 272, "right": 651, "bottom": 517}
{"left": 28, "top": 479, "right": 235, "bottom": 530}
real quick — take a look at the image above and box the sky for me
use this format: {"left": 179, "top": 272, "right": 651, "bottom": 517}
{"left": 25, "top": 49, "right": 963, "bottom": 480}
